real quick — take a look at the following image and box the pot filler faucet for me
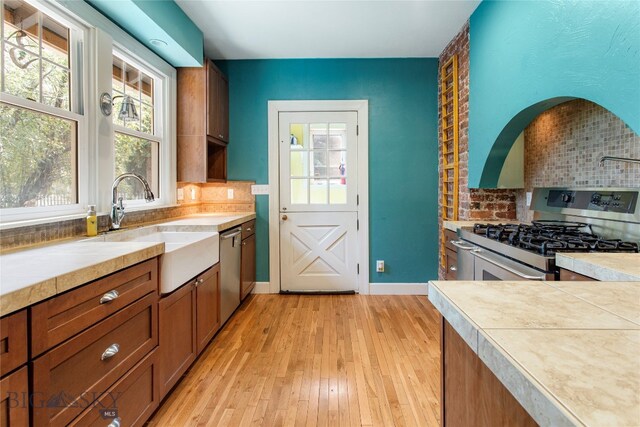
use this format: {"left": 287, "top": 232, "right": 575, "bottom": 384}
{"left": 110, "top": 173, "right": 155, "bottom": 229}
{"left": 598, "top": 156, "right": 640, "bottom": 167}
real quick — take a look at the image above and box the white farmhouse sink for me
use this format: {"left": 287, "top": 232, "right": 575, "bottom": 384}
{"left": 129, "top": 231, "right": 219, "bottom": 294}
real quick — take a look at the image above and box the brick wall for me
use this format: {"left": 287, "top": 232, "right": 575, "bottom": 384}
{"left": 437, "top": 22, "right": 517, "bottom": 278}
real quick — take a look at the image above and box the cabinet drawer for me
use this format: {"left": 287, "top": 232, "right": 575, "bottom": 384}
{"left": 0, "top": 310, "right": 27, "bottom": 377}
{"left": 559, "top": 268, "right": 598, "bottom": 281}
{"left": 31, "top": 259, "right": 158, "bottom": 356}
{"left": 32, "top": 293, "right": 158, "bottom": 427}
{"left": 0, "top": 366, "right": 29, "bottom": 427}
{"left": 69, "top": 349, "right": 160, "bottom": 427}
{"left": 444, "top": 229, "right": 459, "bottom": 252}
{"left": 445, "top": 248, "right": 458, "bottom": 280}
{"left": 242, "top": 220, "right": 256, "bottom": 239}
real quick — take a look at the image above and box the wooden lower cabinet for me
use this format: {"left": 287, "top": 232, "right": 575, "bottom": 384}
{"left": 69, "top": 349, "right": 160, "bottom": 427}
{"left": 240, "top": 233, "right": 256, "bottom": 300}
{"left": 0, "top": 367, "right": 28, "bottom": 427}
{"left": 158, "top": 281, "right": 196, "bottom": 399}
{"left": 442, "top": 320, "right": 536, "bottom": 427}
{"left": 196, "top": 265, "right": 220, "bottom": 354}
{"left": 0, "top": 310, "right": 27, "bottom": 377}
{"left": 559, "top": 268, "right": 597, "bottom": 281}
{"left": 32, "top": 294, "right": 158, "bottom": 427}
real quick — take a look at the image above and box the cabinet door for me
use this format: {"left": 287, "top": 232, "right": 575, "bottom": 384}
{"left": 158, "top": 282, "right": 196, "bottom": 399}
{"left": 217, "top": 72, "right": 229, "bottom": 142}
{"left": 0, "top": 366, "right": 28, "bottom": 427}
{"left": 0, "top": 310, "right": 27, "bottom": 377}
{"left": 206, "top": 60, "right": 219, "bottom": 140}
{"left": 195, "top": 265, "right": 220, "bottom": 355}
{"left": 240, "top": 234, "right": 256, "bottom": 301}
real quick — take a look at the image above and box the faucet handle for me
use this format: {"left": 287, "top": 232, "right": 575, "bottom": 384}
{"left": 117, "top": 196, "right": 124, "bottom": 210}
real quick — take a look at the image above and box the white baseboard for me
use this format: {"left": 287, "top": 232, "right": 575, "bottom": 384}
{"left": 252, "top": 282, "right": 429, "bottom": 295}
{"left": 252, "top": 282, "right": 272, "bottom": 294}
{"left": 368, "top": 283, "right": 429, "bottom": 295}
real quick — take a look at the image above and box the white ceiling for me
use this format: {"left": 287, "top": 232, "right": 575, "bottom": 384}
{"left": 175, "top": 0, "right": 481, "bottom": 60}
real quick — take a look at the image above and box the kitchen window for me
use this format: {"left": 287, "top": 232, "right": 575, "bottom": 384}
{"left": 112, "top": 53, "right": 161, "bottom": 202}
{"left": 0, "top": 0, "right": 86, "bottom": 219}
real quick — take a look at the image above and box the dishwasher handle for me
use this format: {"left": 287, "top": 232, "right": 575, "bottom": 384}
{"left": 220, "top": 229, "right": 242, "bottom": 240}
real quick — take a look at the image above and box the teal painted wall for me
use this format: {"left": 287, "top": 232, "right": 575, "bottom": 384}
{"left": 86, "top": 0, "right": 203, "bottom": 66}
{"left": 216, "top": 59, "right": 439, "bottom": 283}
{"left": 469, "top": 0, "right": 640, "bottom": 188}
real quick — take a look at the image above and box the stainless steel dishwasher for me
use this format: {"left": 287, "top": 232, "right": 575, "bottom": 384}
{"left": 220, "top": 227, "right": 242, "bottom": 325}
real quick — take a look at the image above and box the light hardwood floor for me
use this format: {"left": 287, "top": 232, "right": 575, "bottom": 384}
{"left": 149, "top": 294, "right": 442, "bottom": 426}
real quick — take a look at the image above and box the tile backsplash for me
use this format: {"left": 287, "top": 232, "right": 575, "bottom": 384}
{"left": 1, "top": 181, "right": 255, "bottom": 252}
{"left": 516, "top": 99, "right": 640, "bottom": 222}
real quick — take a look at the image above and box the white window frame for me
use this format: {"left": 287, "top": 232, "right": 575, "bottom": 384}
{"left": 0, "top": 0, "right": 177, "bottom": 228}
{"left": 111, "top": 48, "right": 164, "bottom": 207}
{"left": 0, "top": 0, "right": 89, "bottom": 223}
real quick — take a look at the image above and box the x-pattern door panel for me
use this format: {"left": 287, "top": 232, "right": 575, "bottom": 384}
{"left": 281, "top": 212, "right": 357, "bottom": 291}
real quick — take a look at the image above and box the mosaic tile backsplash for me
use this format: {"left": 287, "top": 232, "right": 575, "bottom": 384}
{"left": 516, "top": 99, "right": 640, "bottom": 222}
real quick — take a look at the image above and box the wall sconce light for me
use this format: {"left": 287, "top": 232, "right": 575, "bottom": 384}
{"left": 99, "top": 92, "right": 139, "bottom": 122}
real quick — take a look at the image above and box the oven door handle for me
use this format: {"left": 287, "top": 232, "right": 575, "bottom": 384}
{"left": 470, "top": 249, "right": 546, "bottom": 280}
{"left": 450, "top": 240, "right": 476, "bottom": 251}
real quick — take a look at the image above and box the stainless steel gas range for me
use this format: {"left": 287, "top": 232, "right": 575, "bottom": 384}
{"left": 453, "top": 187, "right": 640, "bottom": 281}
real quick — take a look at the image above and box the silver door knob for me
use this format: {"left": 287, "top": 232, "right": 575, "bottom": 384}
{"left": 282, "top": 215, "right": 288, "bottom": 221}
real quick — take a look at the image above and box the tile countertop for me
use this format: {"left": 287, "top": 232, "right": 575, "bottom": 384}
{"left": 0, "top": 213, "right": 255, "bottom": 317}
{"left": 556, "top": 253, "right": 640, "bottom": 281}
{"left": 429, "top": 280, "right": 640, "bottom": 427}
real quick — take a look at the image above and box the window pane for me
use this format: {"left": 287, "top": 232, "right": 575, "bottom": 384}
{"left": 310, "top": 123, "right": 327, "bottom": 149}
{"left": 112, "top": 56, "right": 155, "bottom": 136}
{"left": 140, "top": 103, "right": 153, "bottom": 134}
{"left": 0, "top": 103, "right": 77, "bottom": 208}
{"left": 310, "top": 179, "right": 328, "bottom": 204}
{"left": 290, "top": 150, "right": 308, "bottom": 177}
{"left": 124, "top": 64, "right": 140, "bottom": 99}
{"left": 289, "top": 123, "right": 308, "bottom": 148}
{"left": 112, "top": 56, "right": 124, "bottom": 93}
{"left": 3, "top": 45, "right": 39, "bottom": 102}
{"left": 311, "top": 151, "right": 327, "bottom": 178}
{"left": 114, "top": 133, "right": 158, "bottom": 200}
{"left": 2, "top": 1, "right": 39, "bottom": 56}
{"left": 141, "top": 73, "right": 153, "bottom": 105}
{"left": 329, "top": 151, "right": 346, "bottom": 178}
{"left": 41, "top": 15, "right": 69, "bottom": 68}
{"left": 42, "top": 62, "right": 69, "bottom": 109}
{"left": 290, "top": 179, "right": 308, "bottom": 204}
{"left": 330, "top": 179, "right": 347, "bottom": 204}
{"left": 329, "top": 123, "right": 346, "bottom": 149}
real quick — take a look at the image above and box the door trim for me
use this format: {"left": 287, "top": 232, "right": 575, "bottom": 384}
{"left": 268, "top": 100, "right": 370, "bottom": 294}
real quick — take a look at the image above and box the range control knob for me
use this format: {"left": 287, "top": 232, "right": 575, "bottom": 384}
{"left": 561, "top": 193, "right": 572, "bottom": 203}
{"left": 591, "top": 193, "right": 602, "bottom": 204}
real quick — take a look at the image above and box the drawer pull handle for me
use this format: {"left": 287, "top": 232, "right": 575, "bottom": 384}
{"left": 108, "top": 417, "right": 121, "bottom": 427}
{"left": 100, "top": 290, "right": 120, "bottom": 304}
{"left": 101, "top": 343, "right": 120, "bottom": 360}
{"left": 246, "top": 227, "right": 252, "bottom": 232}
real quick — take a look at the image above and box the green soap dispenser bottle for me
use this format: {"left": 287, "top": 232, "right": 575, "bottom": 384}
{"left": 87, "top": 205, "right": 98, "bottom": 237}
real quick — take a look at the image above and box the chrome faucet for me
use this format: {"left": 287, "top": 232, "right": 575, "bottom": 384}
{"left": 598, "top": 156, "right": 640, "bottom": 167}
{"left": 110, "top": 173, "right": 155, "bottom": 229}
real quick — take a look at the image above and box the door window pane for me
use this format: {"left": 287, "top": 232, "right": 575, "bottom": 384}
{"left": 290, "top": 151, "right": 308, "bottom": 177}
{"left": 291, "top": 179, "right": 308, "bottom": 204}
{"left": 310, "top": 179, "right": 328, "bottom": 204}
{"left": 0, "top": 103, "right": 77, "bottom": 208}
{"left": 310, "top": 123, "right": 327, "bottom": 149}
{"left": 329, "top": 151, "right": 346, "bottom": 178}
{"left": 289, "top": 123, "right": 308, "bottom": 148}
{"left": 311, "top": 151, "right": 327, "bottom": 178}
{"left": 330, "top": 179, "right": 347, "bottom": 204}
{"left": 329, "top": 123, "right": 346, "bottom": 149}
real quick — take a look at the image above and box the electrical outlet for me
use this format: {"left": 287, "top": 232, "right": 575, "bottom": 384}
{"left": 376, "top": 260, "right": 385, "bottom": 273}
{"left": 191, "top": 188, "right": 196, "bottom": 200}
{"left": 177, "top": 188, "right": 184, "bottom": 200}
{"left": 227, "top": 188, "right": 234, "bottom": 199}
{"left": 526, "top": 191, "right": 533, "bottom": 207}
{"left": 251, "top": 184, "right": 270, "bottom": 195}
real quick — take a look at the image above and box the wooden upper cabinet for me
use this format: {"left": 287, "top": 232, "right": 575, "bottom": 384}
{"left": 177, "top": 59, "right": 229, "bottom": 183}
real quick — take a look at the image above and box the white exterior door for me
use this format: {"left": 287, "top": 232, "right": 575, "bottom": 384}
{"left": 279, "top": 111, "right": 359, "bottom": 292}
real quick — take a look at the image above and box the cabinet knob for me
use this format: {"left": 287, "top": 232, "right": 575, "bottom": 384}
{"left": 195, "top": 278, "right": 204, "bottom": 286}
{"left": 99, "top": 290, "right": 119, "bottom": 304}
{"left": 449, "top": 266, "right": 457, "bottom": 272}
{"left": 282, "top": 215, "right": 288, "bottom": 221}
{"left": 108, "top": 417, "right": 121, "bottom": 427}
{"left": 101, "top": 343, "right": 120, "bottom": 360}
{"left": 218, "top": 134, "right": 224, "bottom": 139}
